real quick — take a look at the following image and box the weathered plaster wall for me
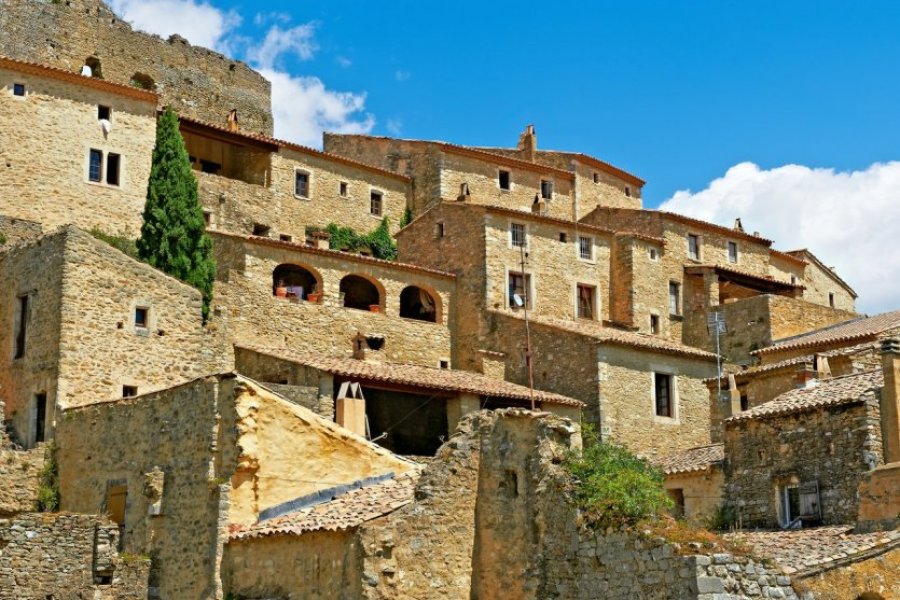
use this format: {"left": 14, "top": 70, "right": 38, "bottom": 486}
{"left": 0, "top": 65, "right": 157, "bottom": 233}
{"left": 663, "top": 468, "right": 725, "bottom": 522}
{"left": 0, "top": 0, "right": 273, "bottom": 135}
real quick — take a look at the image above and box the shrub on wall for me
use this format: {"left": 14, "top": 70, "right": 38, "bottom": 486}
{"left": 89, "top": 227, "right": 138, "bottom": 258}
{"left": 36, "top": 443, "right": 60, "bottom": 512}
{"left": 310, "top": 218, "right": 398, "bottom": 260}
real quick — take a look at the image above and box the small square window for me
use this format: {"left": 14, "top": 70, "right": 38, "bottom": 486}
{"left": 540, "top": 179, "right": 553, "bottom": 200}
{"left": 105, "top": 152, "right": 120, "bottom": 186}
{"left": 654, "top": 373, "right": 673, "bottom": 417}
{"left": 13, "top": 83, "right": 25, "bottom": 97}
{"left": 592, "top": 172, "right": 600, "bottom": 184}
{"left": 88, "top": 148, "right": 103, "bottom": 182}
{"left": 295, "top": 171, "right": 310, "bottom": 198}
{"left": 728, "top": 241, "right": 738, "bottom": 264}
{"left": 687, "top": 234, "right": 700, "bottom": 260}
{"left": 578, "top": 236, "right": 593, "bottom": 261}
{"left": 649, "top": 247, "right": 659, "bottom": 261}
{"left": 98, "top": 105, "right": 111, "bottom": 120}
{"left": 559, "top": 232, "right": 567, "bottom": 243}
{"left": 122, "top": 385, "right": 138, "bottom": 398}
{"left": 339, "top": 181, "right": 348, "bottom": 197}
{"left": 510, "top": 222, "right": 526, "bottom": 248}
{"left": 436, "top": 222, "right": 445, "bottom": 238}
{"left": 252, "top": 223, "right": 271, "bottom": 237}
{"left": 650, "top": 314, "right": 660, "bottom": 334}
{"left": 370, "top": 191, "right": 383, "bottom": 216}
{"left": 625, "top": 186, "right": 632, "bottom": 197}
{"left": 134, "top": 307, "right": 149, "bottom": 328}
{"left": 439, "top": 360, "right": 450, "bottom": 369}
{"left": 498, "top": 170, "right": 511, "bottom": 191}
{"left": 279, "top": 234, "right": 293, "bottom": 242}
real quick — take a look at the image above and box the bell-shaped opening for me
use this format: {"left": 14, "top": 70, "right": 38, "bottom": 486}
{"left": 340, "top": 275, "right": 381, "bottom": 311}
{"left": 273, "top": 264, "right": 320, "bottom": 301}
{"left": 399, "top": 286, "right": 438, "bottom": 323}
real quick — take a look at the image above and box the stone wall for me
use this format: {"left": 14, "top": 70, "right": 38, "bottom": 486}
{"left": 0, "top": 513, "right": 149, "bottom": 599}
{"left": 663, "top": 468, "right": 725, "bottom": 522}
{"left": 0, "top": 444, "right": 45, "bottom": 515}
{"left": 0, "top": 64, "right": 157, "bottom": 233}
{"left": 0, "top": 215, "right": 42, "bottom": 248}
{"left": 724, "top": 398, "right": 883, "bottom": 528}
{"left": 791, "top": 253, "right": 856, "bottom": 313}
{"left": 0, "top": 0, "right": 273, "bottom": 135}
{"left": 212, "top": 232, "right": 455, "bottom": 368}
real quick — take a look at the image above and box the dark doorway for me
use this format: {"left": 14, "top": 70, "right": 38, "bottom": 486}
{"left": 363, "top": 388, "right": 448, "bottom": 456}
{"left": 34, "top": 393, "right": 47, "bottom": 444}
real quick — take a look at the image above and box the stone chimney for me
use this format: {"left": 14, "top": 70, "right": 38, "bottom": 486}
{"left": 880, "top": 337, "right": 900, "bottom": 463}
{"left": 310, "top": 231, "right": 331, "bottom": 250}
{"left": 517, "top": 125, "right": 537, "bottom": 162}
{"left": 794, "top": 360, "right": 818, "bottom": 389}
{"left": 814, "top": 354, "right": 832, "bottom": 379}
{"left": 457, "top": 183, "right": 471, "bottom": 202}
{"left": 531, "top": 194, "right": 546, "bottom": 215}
{"left": 727, "top": 374, "right": 742, "bottom": 416}
{"left": 733, "top": 218, "right": 744, "bottom": 232}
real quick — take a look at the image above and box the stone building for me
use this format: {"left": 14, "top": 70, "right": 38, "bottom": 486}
{"left": 57, "top": 373, "right": 417, "bottom": 600}
{"left": 323, "top": 125, "right": 644, "bottom": 220}
{"left": 181, "top": 116, "right": 412, "bottom": 241}
{"left": 652, "top": 443, "right": 725, "bottom": 522}
{"left": 0, "top": 226, "right": 219, "bottom": 446}
{"left": 0, "top": 0, "right": 273, "bottom": 135}
{"left": 0, "top": 55, "right": 158, "bottom": 234}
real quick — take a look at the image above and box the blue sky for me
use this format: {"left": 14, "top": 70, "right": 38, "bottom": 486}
{"left": 109, "top": 0, "right": 900, "bottom": 312}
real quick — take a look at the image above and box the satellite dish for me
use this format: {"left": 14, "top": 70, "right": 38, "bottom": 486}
{"left": 513, "top": 294, "right": 524, "bottom": 307}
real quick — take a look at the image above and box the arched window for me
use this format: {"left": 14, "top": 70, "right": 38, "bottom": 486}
{"left": 130, "top": 72, "right": 155, "bottom": 91}
{"left": 340, "top": 275, "right": 382, "bottom": 311}
{"left": 273, "top": 264, "right": 320, "bottom": 301}
{"left": 84, "top": 56, "right": 103, "bottom": 79}
{"left": 399, "top": 286, "right": 438, "bottom": 323}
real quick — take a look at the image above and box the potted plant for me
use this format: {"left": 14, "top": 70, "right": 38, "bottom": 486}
{"left": 274, "top": 279, "right": 288, "bottom": 298}
{"left": 307, "top": 284, "right": 322, "bottom": 304}
{"left": 369, "top": 304, "right": 381, "bottom": 313}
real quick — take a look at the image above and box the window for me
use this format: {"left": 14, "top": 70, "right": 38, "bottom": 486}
{"left": 540, "top": 179, "right": 553, "bottom": 199}
{"left": 740, "top": 393, "right": 749, "bottom": 412}
{"left": 654, "top": 373, "right": 673, "bottom": 418}
{"left": 202, "top": 210, "right": 211, "bottom": 226}
{"left": 339, "top": 181, "right": 348, "bottom": 197}
{"left": 727, "top": 241, "right": 738, "bottom": 264}
{"left": 510, "top": 222, "right": 526, "bottom": 248}
{"left": 576, "top": 284, "right": 596, "bottom": 320}
{"left": 508, "top": 272, "right": 531, "bottom": 309}
{"left": 592, "top": 172, "right": 599, "bottom": 183}
{"left": 34, "top": 393, "right": 47, "bottom": 444}
{"left": 370, "top": 190, "right": 383, "bottom": 216}
{"left": 669, "top": 282, "right": 681, "bottom": 316}
{"left": 105, "top": 483, "right": 128, "bottom": 536}
{"left": 625, "top": 186, "right": 632, "bottom": 197}
{"left": 13, "top": 83, "right": 25, "bottom": 97}
{"left": 439, "top": 360, "right": 450, "bottom": 369}
{"left": 88, "top": 149, "right": 103, "bottom": 182}
{"left": 279, "top": 234, "right": 293, "bottom": 242}
{"left": 791, "top": 275, "right": 797, "bottom": 285}
{"left": 559, "top": 232, "right": 567, "bottom": 243}
{"left": 578, "top": 235, "right": 593, "bottom": 261}
{"left": 14, "top": 295, "right": 28, "bottom": 359}
{"left": 122, "top": 385, "right": 138, "bottom": 398}
{"left": 436, "top": 222, "right": 445, "bottom": 238}
{"left": 650, "top": 314, "right": 660, "bottom": 334}
{"left": 649, "top": 247, "right": 659, "bottom": 261}
{"left": 829, "top": 293, "right": 835, "bottom": 308}
{"left": 134, "top": 307, "right": 148, "bottom": 328}
{"left": 294, "top": 171, "right": 310, "bottom": 198}
{"left": 98, "top": 105, "right": 111, "bottom": 121}
{"left": 105, "top": 152, "right": 120, "bottom": 186}
{"left": 668, "top": 488, "right": 685, "bottom": 518}
{"left": 780, "top": 484, "right": 800, "bottom": 527}
{"left": 498, "top": 169, "right": 511, "bottom": 191}
{"left": 252, "top": 223, "right": 271, "bottom": 237}
{"left": 687, "top": 234, "right": 700, "bottom": 260}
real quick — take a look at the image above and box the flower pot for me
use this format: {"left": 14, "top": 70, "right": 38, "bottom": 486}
{"left": 275, "top": 287, "right": 288, "bottom": 298}
{"left": 307, "top": 293, "right": 322, "bottom": 304}
{"left": 369, "top": 304, "right": 381, "bottom": 313}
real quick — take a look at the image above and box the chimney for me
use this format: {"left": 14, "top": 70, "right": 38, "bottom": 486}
{"left": 517, "top": 125, "right": 537, "bottom": 162}
{"left": 814, "top": 354, "right": 832, "bottom": 379}
{"left": 457, "top": 182, "right": 471, "bottom": 202}
{"left": 727, "top": 374, "right": 742, "bottom": 416}
{"left": 310, "top": 231, "right": 331, "bottom": 250}
{"left": 794, "top": 360, "right": 818, "bottom": 389}
{"left": 335, "top": 381, "right": 367, "bottom": 437}
{"left": 880, "top": 337, "right": 900, "bottom": 463}
{"left": 733, "top": 218, "right": 744, "bottom": 232}
{"left": 531, "top": 194, "right": 546, "bottom": 215}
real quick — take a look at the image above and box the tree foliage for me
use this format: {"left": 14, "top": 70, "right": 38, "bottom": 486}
{"left": 565, "top": 426, "right": 672, "bottom": 527}
{"left": 137, "top": 107, "right": 216, "bottom": 321}
{"left": 399, "top": 206, "right": 413, "bottom": 228}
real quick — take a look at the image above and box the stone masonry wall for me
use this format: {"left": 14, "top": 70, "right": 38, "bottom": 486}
{"left": 0, "top": 0, "right": 273, "bottom": 135}
{"left": 0, "top": 216, "right": 42, "bottom": 248}
{"left": 724, "top": 398, "right": 883, "bottom": 528}
{"left": 0, "top": 444, "right": 45, "bottom": 515}
{"left": 0, "top": 65, "right": 157, "bottom": 234}
{"left": 0, "top": 513, "right": 149, "bottom": 599}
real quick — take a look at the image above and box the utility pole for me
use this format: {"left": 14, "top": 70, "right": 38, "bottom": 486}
{"left": 519, "top": 243, "right": 535, "bottom": 411}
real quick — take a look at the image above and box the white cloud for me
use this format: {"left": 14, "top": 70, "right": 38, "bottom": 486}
{"left": 246, "top": 23, "right": 318, "bottom": 70}
{"left": 386, "top": 118, "right": 403, "bottom": 136}
{"left": 659, "top": 161, "right": 900, "bottom": 314}
{"left": 107, "top": 0, "right": 240, "bottom": 50}
{"left": 336, "top": 56, "right": 353, "bottom": 68}
{"left": 394, "top": 69, "right": 410, "bottom": 82}
{"left": 262, "top": 69, "right": 375, "bottom": 147}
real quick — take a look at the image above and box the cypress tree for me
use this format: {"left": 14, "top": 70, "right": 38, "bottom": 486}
{"left": 137, "top": 107, "right": 216, "bottom": 322}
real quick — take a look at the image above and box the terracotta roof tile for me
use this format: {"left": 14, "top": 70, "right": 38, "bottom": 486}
{"left": 229, "top": 471, "right": 420, "bottom": 540}
{"left": 708, "top": 342, "right": 880, "bottom": 384}
{"left": 727, "top": 369, "right": 882, "bottom": 423}
{"left": 236, "top": 345, "right": 584, "bottom": 407}
{"left": 652, "top": 444, "right": 724, "bottom": 475}
{"left": 684, "top": 263, "right": 802, "bottom": 291}
{"left": 755, "top": 310, "right": 900, "bottom": 355}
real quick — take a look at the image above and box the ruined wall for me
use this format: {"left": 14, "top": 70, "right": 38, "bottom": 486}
{"left": 0, "top": 215, "right": 42, "bottom": 248}
{"left": 0, "top": 444, "right": 45, "bottom": 515}
{"left": 0, "top": 65, "right": 157, "bottom": 233}
{"left": 795, "top": 545, "right": 900, "bottom": 600}
{"left": 0, "top": 513, "right": 149, "bottom": 599}
{"left": 724, "top": 398, "right": 883, "bottom": 528}
{"left": 212, "top": 233, "right": 455, "bottom": 368}
{"left": 0, "top": 0, "right": 273, "bottom": 135}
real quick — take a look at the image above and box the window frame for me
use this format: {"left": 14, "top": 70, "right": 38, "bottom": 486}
{"left": 687, "top": 234, "right": 701, "bottom": 261}
{"left": 88, "top": 148, "right": 104, "bottom": 183}
{"left": 507, "top": 270, "right": 533, "bottom": 310}
{"left": 727, "top": 241, "right": 738, "bottom": 264}
{"left": 12, "top": 82, "right": 26, "bottom": 97}
{"left": 294, "top": 169, "right": 311, "bottom": 199}
{"left": 105, "top": 152, "right": 121, "bottom": 186}
{"left": 369, "top": 189, "right": 384, "bottom": 216}
{"left": 134, "top": 306, "right": 149, "bottom": 330}
{"left": 540, "top": 178, "right": 553, "bottom": 200}
{"left": 652, "top": 371, "right": 676, "bottom": 420}
{"left": 498, "top": 169, "right": 511, "bottom": 191}
{"left": 668, "top": 281, "right": 681, "bottom": 316}
{"left": 98, "top": 104, "right": 111, "bottom": 121}
{"left": 648, "top": 247, "right": 659, "bottom": 261}
{"left": 339, "top": 181, "right": 348, "bottom": 197}
{"left": 509, "top": 221, "right": 527, "bottom": 249}
{"left": 577, "top": 235, "right": 594, "bottom": 262}
{"left": 575, "top": 283, "right": 597, "bottom": 320}
{"left": 650, "top": 314, "right": 660, "bottom": 335}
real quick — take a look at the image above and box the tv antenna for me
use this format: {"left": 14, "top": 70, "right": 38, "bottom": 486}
{"left": 707, "top": 311, "right": 727, "bottom": 404}
{"left": 519, "top": 242, "right": 535, "bottom": 410}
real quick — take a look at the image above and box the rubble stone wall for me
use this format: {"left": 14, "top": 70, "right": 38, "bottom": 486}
{"left": 0, "top": 216, "right": 42, "bottom": 248}
{"left": 0, "top": 443, "right": 45, "bottom": 515}
{"left": 0, "top": 0, "right": 273, "bottom": 135}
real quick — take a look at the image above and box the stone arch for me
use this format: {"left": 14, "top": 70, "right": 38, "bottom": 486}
{"left": 399, "top": 285, "right": 440, "bottom": 323}
{"left": 273, "top": 263, "right": 321, "bottom": 301}
{"left": 84, "top": 56, "right": 103, "bottom": 79}
{"left": 130, "top": 72, "right": 156, "bottom": 91}
{"left": 340, "top": 274, "right": 384, "bottom": 312}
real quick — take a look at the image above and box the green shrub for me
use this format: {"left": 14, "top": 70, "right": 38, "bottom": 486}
{"left": 89, "top": 227, "right": 138, "bottom": 258}
{"left": 0, "top": 232, "right": 7, "bottom": 245}
{"left": 565, "top": 426, "right": 672, "bottom": 527}
{"left": 706, "top": 503, "right": 739, "bottom": 532}
{"left": 399, "top": 206, "right": 413, "bottom": 228}
{"left": 36, "top": 443, "right": 59, "bottom": 512}
{"left": 320, "top": 218, "right": 397, "bottom": 260}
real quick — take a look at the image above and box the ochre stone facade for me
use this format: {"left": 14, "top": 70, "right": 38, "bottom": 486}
{"left": 0, "top": 215, "right": 42, "bottom": 248}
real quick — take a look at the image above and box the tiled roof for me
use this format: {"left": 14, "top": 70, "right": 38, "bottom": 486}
{"left": 229, "top": 471, "right": 420, "bottom": 540}
{"left": 684, "top": 263, "right": 801, "bottom": 291}
{"left": 235, "top": 345, "right": 584, "bottom": 407}
{"left": 755, "top": 310, "right": 900, "bottom": 355}
{"left": 729, "top": 525, "right": 900, "bottom": 576}
{"left": 438, "top": 143, "right": 576, "bottom": 180}
{"left": 708, "top": 342, "right": 881, "bottom": 384}
{"left": 538, "top": 150, "right": 645, "bottom": 186}
{"left": 209, "top": 230, "right": 456, "bottom": 278}
{"left": 0, "top": 55, "right": 159, "bottom": 103}
{"left": 727, "top": 369, "right": 882, "bottom": 423}
{"left": 652, "top": 444, "right": 724, "bottom": 475}
{"left": 505, "top": 313, "right": 718, "bottom": 360}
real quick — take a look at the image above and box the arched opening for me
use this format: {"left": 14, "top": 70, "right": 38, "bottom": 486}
{"left": 84, "top": 56, "right": 103, "bottom": 79}
{"left": 857, "top": 594, "right": 885, "bottom": 600}
{"left": 340, "top": 275, "right": 381, "bottom": 312}
{"left": 273, "top": 264, "right": 320, "bottom": 301}
{"left": 130, "top": 72, "right": 155, "bottom": 91}
{"left": 399, "top": 286, "right": 438, "bottom": 323}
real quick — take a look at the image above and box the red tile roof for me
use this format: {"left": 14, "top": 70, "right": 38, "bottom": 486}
{"left": 236, "top": 345, "right": 584, "bottom": 407}
{"left": 754, "top": 310, "right": 900, "bottom": 356}
{"left": 684, "top": 263, "right": 802, "bottom": 291}
{"left": 727, "top": 369, "right": 882, "bottom": 423}
{"left": 652, "top": 444, "right": 724, "bottom": 475}
{"left": 229, "top": 471, "right": 420, "bottom": 540}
